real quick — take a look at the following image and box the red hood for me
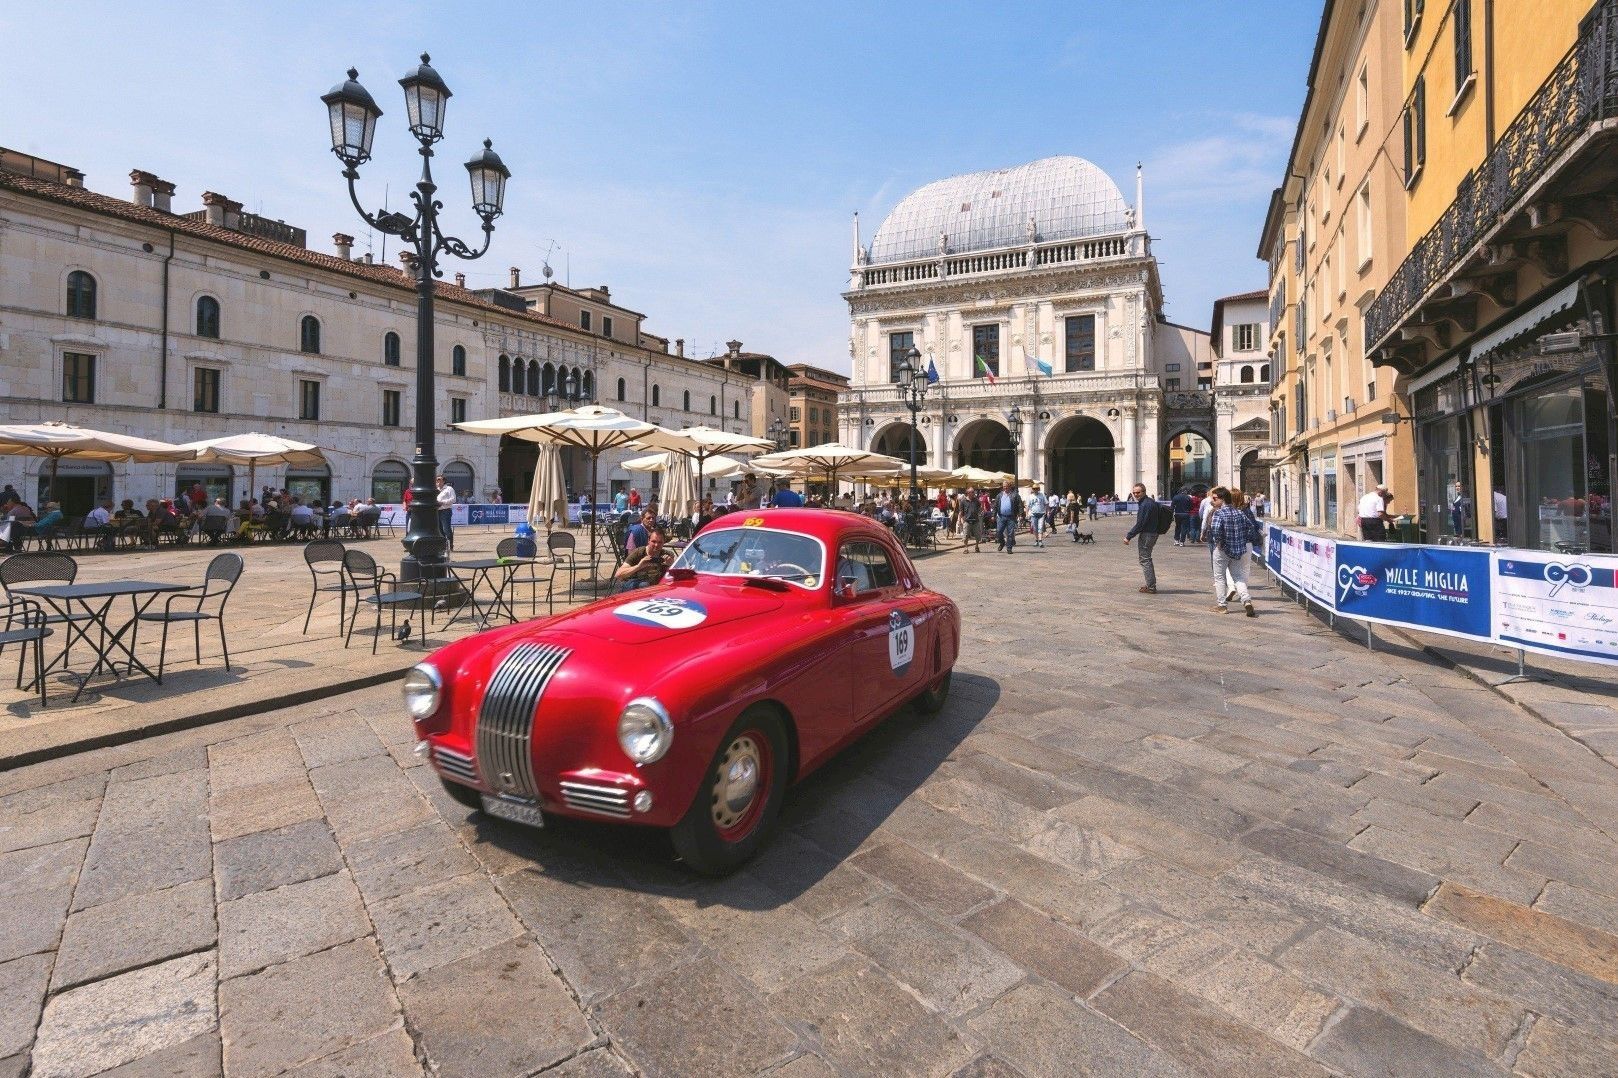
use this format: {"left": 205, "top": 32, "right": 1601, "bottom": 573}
{"left": 535, "top": 576, "right": 790, "bottom": 645}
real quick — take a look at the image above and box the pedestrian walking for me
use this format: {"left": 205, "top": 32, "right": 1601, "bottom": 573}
{"left": 1028, "top": 483, "right": 1049, "bottom": 547}
{"left": 1124, "top": 483, "right": 1167, "bottom": 593}
{"left": 1358, "top": 484, "right": 1392, "bottom": 541}
{"left": 1088, "top": 493, "right": 1099, "bottom": 520}
{"left": 1171, "top": 488, "right": 1194, "bottom": 545}
{"left": 960, "top": 486, "right": 982, "bottom": 552}
{"left": 434, "top": 474, "right": 456, "bottom": 550}
{"left": 994, "top": 480, "right": 1023, "bottom": 553}
{"left": 1205, "top": 486, "right": 1260, "bottom": 617}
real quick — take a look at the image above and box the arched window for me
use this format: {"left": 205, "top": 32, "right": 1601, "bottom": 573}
{"left": 442, "top": 461, "right": 474, "bottom": 500}
{"left": 300, "top": 315, "right": 321, "bottom": 354}
{"left": 526, "top": 361, "right": 539, "bottom": 396}
{"left": 511, "top": 358, "right": 525, "bottom": 393}
{"left": 734, "top": 401, "right": 740, "bottom": 419}
{"left": 195, "top": 296, "right": 220, "bottom": 339}
{"left": 452, "top": 344, "right": 466, "bottom": 376}
{"left": 1260, "top": 364, "right": 1271, "bottom": 383}
{"left": 710, "top": 395, "right": 717, "bottom": 415}
{"left": 66, "top": 271, "right": 97, "bottom": 319}
{"left": 384, "top": 332, "right": 401, "bottom": 366}
{"left": 498, "top": 355, "right": 510, "bottom": 392}
{"left": 581, "top": 371, "right": 594, "bottom": 400}
{"left": 652, "top": 384, "right": 661, "bottom": 407}
{"left": 683, "top": 390, "right": 691, "bottom": 412}
{"left": 616, "top": 377, "right": 627, "bottom": 401}
{"left": 1239, "top": 365, "right": 1254, "bottom": 383}
{"left": 542, "top": 362, "right": 556, "bottom": 397}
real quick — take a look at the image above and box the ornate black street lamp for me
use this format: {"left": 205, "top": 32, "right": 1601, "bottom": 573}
{"left": 321, "top": 56, "right": 510, "bottom": 582}
{"left": 897, "top": 345, "right": 929, "bottom": 508}
{"left": 1007, "top": 405, "right": 1024, "bottom": 492}
{"left": 768, "top": 418, "right": 788, "bottom": 451}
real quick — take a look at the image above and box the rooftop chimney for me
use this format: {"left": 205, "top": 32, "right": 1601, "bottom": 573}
{"left": 454, "top": 272, "right": 466, "bottom": 287}
{"left": 598, "top": 284, "right": 610, "bottom": 296}
{"left": 129, "top": 169, "right": 158, "bottom": 208}
{"left": 675, "top": 338, "right": 685, "bottom": 358}
{"left": 332, "top": 233, "right": 354, "bottom": 260}
{"left": 64, "top": 168, "right": 85, "bottom": 188}
{"left": 363, "top": 252, "right": 373, "bottom": 264}
{"left": 399, "top": 251, "right": 419, "bottom": 278}
{"left": 151, "top": 178, "right": 176, "bottom": 213}
{"left": 200, "top": 191, "right": 241, "bottom": 230}
{"left": 727, "top": 340, "right": 743, "bottom": 358}
{"left": 509, "top": 266, "right": 521, "bottom": 289}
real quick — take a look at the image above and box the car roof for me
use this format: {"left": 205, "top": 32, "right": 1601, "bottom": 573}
{"left": 702, "top": 507, "right": 890, "bottom": 546}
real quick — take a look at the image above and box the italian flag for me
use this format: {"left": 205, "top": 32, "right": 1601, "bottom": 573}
{"left": 975, "top": 354, "right": 997, "bottom": 383}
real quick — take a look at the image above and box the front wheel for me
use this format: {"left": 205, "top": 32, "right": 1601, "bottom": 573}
{"left": 913, "top": 669, "right": 952, "bottom": 714}
{"left": 671, "top": 710, "right": 788, "bottom": 875}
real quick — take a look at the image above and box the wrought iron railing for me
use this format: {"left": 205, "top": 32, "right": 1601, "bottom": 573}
{"left": 1365, "top": 0, "right": 1618, "bottom": 350}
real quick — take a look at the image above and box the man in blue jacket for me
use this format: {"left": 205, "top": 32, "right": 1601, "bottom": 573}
{"left": 1170, "top": 488, "right": 1194, "bottom": 545}
{"left": 994, "top": 480, "right": 1023, "bottom": 554}
{"left": 1123, "top": 483, "right": 1162, "bottom": 593}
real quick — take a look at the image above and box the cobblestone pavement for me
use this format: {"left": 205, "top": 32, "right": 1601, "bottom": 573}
{"left": 3, "top": 515, "right": 1618, "bottom": 1076}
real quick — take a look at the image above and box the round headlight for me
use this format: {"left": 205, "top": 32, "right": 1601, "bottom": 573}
{"left": 402, "top": 664, "right": 442, "bottom": 721}
{"left": 617, "top": 697, "right": 673, "bottom": 764}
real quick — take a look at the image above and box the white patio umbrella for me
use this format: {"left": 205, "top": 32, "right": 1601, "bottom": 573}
{"left": 456, "top": 406, "right": 699, "bottom": 563}
{"left": 0, "top": 421, "right": 197, "bottom": 501}
{"left": 180, "top": 432, "right": 327, "bottom": 502}
{"left": 748, "top": 443, "right": 907, "bottom": 490}
{"left": 950, "top": 465, "right": 1028, "bottom": 486}
{"left": 621, "top": 452, "right": 746, "bottom": 479}
{"left": 526, "top": 444, "right": 567, "bottom": 532}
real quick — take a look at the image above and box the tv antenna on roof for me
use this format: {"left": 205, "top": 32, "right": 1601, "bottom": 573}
{"left": 541, "top": 239, "right": 569, "bottom": 285}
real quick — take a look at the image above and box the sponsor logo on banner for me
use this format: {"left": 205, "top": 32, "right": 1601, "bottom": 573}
{"left": 1332, "top": 543, "right": 1492, "bottom": 639}
{"left": 1493, "top": 552, "right": 1618, "bottom": 665}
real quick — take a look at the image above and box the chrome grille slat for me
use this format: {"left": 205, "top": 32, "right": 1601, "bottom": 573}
{"left": 475, "top": 642, "right": 569, "bottom": 799}
{"left": 433, "top": 745, "right": 478, "bottom": 785}
{"left": 559, "top": 780, "right": 631, "bottom": 818}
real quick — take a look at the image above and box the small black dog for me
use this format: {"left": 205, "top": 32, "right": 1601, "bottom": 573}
{"left": 1073, "top": 531, "right": 1095, "bottom": 544}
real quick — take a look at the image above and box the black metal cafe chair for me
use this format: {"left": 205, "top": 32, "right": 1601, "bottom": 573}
{"left": 343, "top": 549, "right": 425, "bottom": 654}
{"left": 0, "top": 551, "right": 92, "bottom": 666}
{"left": 132, "top": 551, "right": 244, "bottom": 681}
{"left": 0, "top": 597, "right": 51, "bottom": 707}
{"left": 496, "top": 536, "right": 550, "bottom": 618}
{"left": 302, "top": 540, "right": 360, "bottom": 635}
{"left": 546, "top": 531, "right": 583, "bottom": 604}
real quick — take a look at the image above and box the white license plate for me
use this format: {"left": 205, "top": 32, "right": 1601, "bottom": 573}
{"left": 481, "top": 794, "right": 545, "bottom": 828}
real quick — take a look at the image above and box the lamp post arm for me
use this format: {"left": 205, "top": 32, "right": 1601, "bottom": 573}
{"left": 435, "top": 222, "right": 496, "bottom": 267}
{"left": 344, "top": 169, "right": 418, "bottom": 241}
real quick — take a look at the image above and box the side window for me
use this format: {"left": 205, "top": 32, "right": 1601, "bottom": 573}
{"left": 837, "top": 541, "right": 898, "bottom": 593}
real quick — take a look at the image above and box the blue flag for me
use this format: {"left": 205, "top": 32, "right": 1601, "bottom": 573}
{"left": 1025, "top": 350, "right": 1054, "bottom": 376}
{"left": 925, "top": 357, "right": 940, "bottom": 384}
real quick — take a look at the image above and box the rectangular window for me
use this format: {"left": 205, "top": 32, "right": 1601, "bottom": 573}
{"left": 1454, "top": 0, "right": 1473, "bottom": 91}
{"left": 1403, "top": 0, "right": 1423, "bottom": 43}
{"left": 450, "top": 397, "right": 467, "bottom": 425}
{"left": 299, "top": 379, "right": 320, "bottom": 421}
{"left": 602, "top": 316, "right": 613, "bottom": 338}
{"left": 1336, "top": 124, "right": 1346, "bottom": 182}
{"left": 1164, "top": 363, "right": 1182, "bottom": 372}
{"left": 193, "top": 367, "right": 220, "bottom": 413}
{"left": 579, "top": 310, "right": 592, "bottom": 331}
{"left": 1356, "top": 66, "right": 1369, "bottom": 136}
{"left": 972, "top": 324, "right": 999, "bottom": 378}
{"left": 888, "top": 331, "right": 914, "bottom": 383}
{"left": 62, "top": 352, "right": 95, "bottom": 403}
{"left": 1233, "top": 324, "right": 1260, "bottom": 351}
{"left": 1336, "top": 243, "right": 1347, "bottom": 297}
{"left": 382, "top": 389, "right": 401, "bottom": 427}
{"left": 1064, "top": 314, "right": 1096, "bottom": 372}
{"left": 1165, "top": 378, "right": 1181, "bottom": 390}
{"left": 790, "top": 406, "right": 801, "bottom": 421}
{"left": 1356, "top": 184, "right": 1373, "bottom": 269}
{"left": 1404, "top": 76, "right": 1426, "bottom": 186}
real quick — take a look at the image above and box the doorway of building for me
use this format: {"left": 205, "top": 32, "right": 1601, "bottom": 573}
{"left": 1165, "top": 430, "right": 1214, "bottom": 492}
{"left": 954, "top": 420, "right": 1014, "bottom": 476}
{"left": 1045, "top": 416, "right": 1115, "bottom": 497}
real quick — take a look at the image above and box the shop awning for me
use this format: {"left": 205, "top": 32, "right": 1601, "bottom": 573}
{"left": 1408, "top": 356, "right": 1461, "bottom": 393}
{"left": 1469, "top": 280, "right": 1582, "bottom": 361}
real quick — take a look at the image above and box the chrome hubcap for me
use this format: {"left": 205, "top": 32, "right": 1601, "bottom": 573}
{"left": 711, "top": 735, "right": 761, "bottom": 830}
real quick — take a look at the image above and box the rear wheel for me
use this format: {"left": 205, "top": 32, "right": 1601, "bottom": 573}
{"left": 671, "top": 709, "right": 788, "bottom": 875}
{"left": 440, "top": 777, "right": 482, "bottom": 811}
{"left": 913, "top": 669, "right": 952, "bottom": 714}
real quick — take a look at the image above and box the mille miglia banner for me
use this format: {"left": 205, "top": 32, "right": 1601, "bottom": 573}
{"left": 1331, "top": 541, "right": 1494, "bottom": 640}
{"left": 1494, "top": 551, "right": 1618, "bottom": 666}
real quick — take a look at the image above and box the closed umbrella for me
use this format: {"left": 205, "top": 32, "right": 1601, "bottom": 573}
{"left": 457, "top": 406, "right": 699, "bottom": 569}
{"left": 526, "top": 444, "right": 567, "bottom": 532}
{"left": 0, "top": 420, "right": 196, "bottom": 502}
{"left": 180, "top": 432, "right": 327, "bottom": 503}
{"left": 662, "top": 450, "right": 697, "bottom": 519}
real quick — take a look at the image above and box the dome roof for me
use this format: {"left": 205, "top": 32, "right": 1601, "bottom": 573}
{"left": 867, "top": 156, "right": 1129, "bottom": 265}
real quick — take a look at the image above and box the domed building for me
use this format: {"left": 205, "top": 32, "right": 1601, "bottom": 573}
{"left": 843, "top": 156, "right": 1213, "bottom": 497}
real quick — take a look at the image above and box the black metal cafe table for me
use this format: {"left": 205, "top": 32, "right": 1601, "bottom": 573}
{"left": 11, "top": 580, "right": 196, "bottom": 702}
{"left": 441, "top": 559, "right": 520, "bottom": 631}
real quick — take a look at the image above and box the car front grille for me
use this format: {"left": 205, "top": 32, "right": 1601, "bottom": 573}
{"left": 433, "top": 744, "right": 478, "bottom": 786}
{"left": 559, "top": 780, "right": 632, "bottom": 818}
{"left": 475, "top": 641, "right": 570, "bottom": 800}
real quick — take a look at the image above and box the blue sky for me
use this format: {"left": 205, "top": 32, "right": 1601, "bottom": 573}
{"left": 3, "top": 1, "right": 1319, "bottom": 372}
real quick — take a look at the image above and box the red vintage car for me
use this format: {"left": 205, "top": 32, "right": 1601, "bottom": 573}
{"left": 405, "top": 508, "right": 960, "bottom": 873}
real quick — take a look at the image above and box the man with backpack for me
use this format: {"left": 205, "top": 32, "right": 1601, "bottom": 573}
{"left": 1205, "top": 486, "right": 1260, "bottom": 617}
{"left": 1123, "top": 483, "right": 1170, "bottom": 593}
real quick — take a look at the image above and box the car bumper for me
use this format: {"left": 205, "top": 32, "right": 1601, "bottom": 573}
{"left": 425, "top": 738, "right": 674, "bottom": 826}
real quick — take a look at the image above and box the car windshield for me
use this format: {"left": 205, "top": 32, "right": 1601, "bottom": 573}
{"left": 672, "top": 526, "right": 825, "bottom": 589}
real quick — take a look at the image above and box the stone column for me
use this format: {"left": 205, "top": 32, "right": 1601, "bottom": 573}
{"left": 1119, "top": 406, "right": 1138, "bottom": 493}
{"left": 1214, "top": 399, "right": 1236, "bottom": 488}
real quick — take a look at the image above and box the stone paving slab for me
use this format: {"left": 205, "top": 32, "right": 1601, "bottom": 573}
{"left": 0, "top": 517, "right": 1615, "bottom": 1073}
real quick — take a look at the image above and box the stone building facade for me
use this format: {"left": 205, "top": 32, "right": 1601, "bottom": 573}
{"left": 0, "top": 150, "right": 751, "bottom": 514}
{"left": 786, "top": 363, "right": 848, "bottom": 449}
{"left": 1208, "top": 290, "right": 1275, "bottom": 495}
{"left": 841, "top": 155, "right": 1210, "bottom": 498}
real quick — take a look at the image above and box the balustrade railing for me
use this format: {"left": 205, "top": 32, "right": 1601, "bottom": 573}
{"left": 1365, "top": 0, "right": 1618, "bottom": 350}
{"left": 856, "top": 232, "right": 1142, "bottom": 289}
{"left": 850, "top": 371, "right": 1156, "bottom": 406}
